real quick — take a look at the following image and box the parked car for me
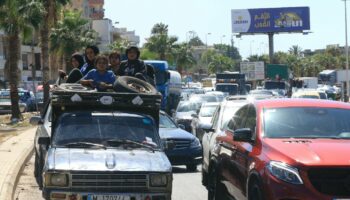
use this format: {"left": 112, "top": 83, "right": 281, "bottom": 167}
{"left": 0, "top": 97, "right": 27, "bottom": 114}
{"left": 201, "top": 97, "right": 248, "bottom": 188}
{"left": 173, "top": 101, "right": 201, "bottom": 132}
{"left": 191, "top": 102, "right": 220, "bottom": 142}
{"left": 189, "top": 94, "right": 221, "bottom": 103}
{"left": 159, "top": 111, "right": 202, "bottom": 172}
{"left": 207, "top": 99, "right": 350, "bottom": 200}
{"left": 0, "top": 89, "right": 36, "bottom": 111}
{"left": 292, "top": 89, "right": 320, "bottom": 99}
{"left": 31, "top": 84, "right": 173, "bottom": 200}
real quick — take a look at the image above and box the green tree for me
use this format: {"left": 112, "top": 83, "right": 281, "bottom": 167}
{"left": 214, "top": 44, "right": 241, "bottom": 60}
{"left": 171, "top": 43, "right": 196, "bottom": 74}
{"left": 247, "top": 54, "right": 269, "bottom": 63}
{"left": 145, "top": 23, "right": 178, "bottom": 60}
{"left": 288, "top": 45, "right": 303, "bottom": 57}
{"left": 208, "top": 54, "right": 235, "bottom": 74}
{"left": 140, "top": 48, "right": 158, "bottom": 60}
{"left": 188, "top": 36, "right": 204, "bottom": 46}
{"left": 50, "top": 10, "right": 97, "bottom": 72}
{"left": 39, "top": 0, "right": 69, "bottom": 105}
{"left": 0, "top": 0, "right": 44, "bottom": 119}
{"left": 109, "top": 38, "right": 130, "bottom": 55}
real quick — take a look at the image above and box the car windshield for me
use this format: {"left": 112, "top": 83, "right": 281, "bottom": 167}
{"left": 52, "top": 111, "right": 160, "bottom": 148}
{"left": 159, "top": 114, "right": 177, "bottom": 128}
{"left": 176, "top": 102, "right": 200, "bottom": 112}
{"left": 264, "top": 107, "right": 350, "bottom": 139}
{"left": 200, "top": 105, "right": 218, "bottom": 117}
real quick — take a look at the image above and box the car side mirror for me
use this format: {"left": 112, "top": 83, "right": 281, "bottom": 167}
{"left": 38, "top": 137, "right": 50, "bottom": 146}
{"left": 167, "top": 71, "right": 171, "bottom": 80}
{"left": 202, "top": 123, "right": 214, "bottom": 133}
{"left": 30, "top": 116, "right": 43, "bottom": 125}
{"left": 233, "top": 128, "right": 253, "bottom": 142}
{"left": 191, "top": 113, "right": 198, "bottom": 118}
{"left": 178, "top": 124, "right": 186, "bottom": 130}
{"left": 164, "top": 140, "right": 175, "bottom": 150}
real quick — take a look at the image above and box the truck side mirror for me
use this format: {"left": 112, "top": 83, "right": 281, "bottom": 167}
{"left": 38, "top": 137, "right": 50, "bottom": 146}
{"left": 167, "top": 71, "right": 171, "bottom": 80}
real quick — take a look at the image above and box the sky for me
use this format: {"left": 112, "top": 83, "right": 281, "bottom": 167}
{"left": 104, "top": 0, "right": 347, "bottom": 59}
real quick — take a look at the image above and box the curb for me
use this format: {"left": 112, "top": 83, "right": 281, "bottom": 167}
{"left": 0, "top": 128, "right": 35, "bottom": 200}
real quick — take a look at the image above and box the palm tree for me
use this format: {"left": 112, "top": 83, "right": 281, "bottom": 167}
{"left": 39, "top": 0, "right": 69, "bottom": 105}
{"left": 288, "top": 45, "right": 303, "bottom": 57}
{"left": 208, "top": 54, "right": 235, "bottom": 74}
{"left": 145, "top": 23, "right": 178, "bottom": 60}
{"left": 50, "top": 10, "right": 97, "bottom": 72}
{"left": 172, "top": 43, "right": 196, "bottom": 74}
{"left": 0, "top": 0, "right": 44, "bottom": 120}
{"left": 151, "top": 23, "right": 168, "bottom": 35}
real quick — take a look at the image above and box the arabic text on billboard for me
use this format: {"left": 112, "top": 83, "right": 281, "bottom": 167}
{"left": 231, "top": 7, "right": 310, "bottom": 33}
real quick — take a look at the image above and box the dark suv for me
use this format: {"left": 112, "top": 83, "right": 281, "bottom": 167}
{"left": 208, "top": 99, "right": 350, "bottom": 200}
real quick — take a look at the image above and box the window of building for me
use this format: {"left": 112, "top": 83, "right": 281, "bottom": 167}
{"left": 22, "top": 54, "right": 28, "bottom": 70}
{"left": 35, "top": 53, "right": 41, "bottom": 70}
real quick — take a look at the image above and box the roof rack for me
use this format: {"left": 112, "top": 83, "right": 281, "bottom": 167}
{"left": 51, "top": 84, "right": 161, "bottom": 109}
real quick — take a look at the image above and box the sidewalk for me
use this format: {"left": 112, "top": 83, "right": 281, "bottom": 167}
{"left": 0, "top": 127, "right": 36, "bottom": 200}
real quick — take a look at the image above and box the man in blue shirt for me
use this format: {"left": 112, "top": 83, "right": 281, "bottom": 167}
{"left": 80, "top": 55, "right": 116, "bottom": 91}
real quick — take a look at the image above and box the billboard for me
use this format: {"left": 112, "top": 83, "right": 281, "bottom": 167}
{"left": 240, "top": 62, "right": 265, "bottom": 81}
{"left": 232, "top": 7, "right": 310, "bottom": 33}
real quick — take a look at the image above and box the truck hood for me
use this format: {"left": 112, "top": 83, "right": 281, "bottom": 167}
{"left": 264, "top": 138, "right": 350, "bottom": 166}
{"left": 45, "top": 148, "right": 172, "bottom": 172}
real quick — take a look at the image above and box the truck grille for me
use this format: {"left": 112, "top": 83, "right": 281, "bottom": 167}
{"left": 71, "top": 173, "right": 148, "bottom": 192}
{"left": 308, "top": 168, "right": 350, "bottom": 196}
{"left": 166, "top": 139, "right": 191, "bottom": 149}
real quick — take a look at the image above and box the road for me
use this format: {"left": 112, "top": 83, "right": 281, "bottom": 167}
{"left": 14, "top": 155, "right": 207, "bottom": 200}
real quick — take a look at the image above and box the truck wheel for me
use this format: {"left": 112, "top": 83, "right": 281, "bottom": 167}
{"left": 113, "top": 76, "right": 158, "bottom": 94}
{"left": 58, "top": 83, "right": 91, "bottom": 92}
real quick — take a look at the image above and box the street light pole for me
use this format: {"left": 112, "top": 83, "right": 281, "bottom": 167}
{"left": 205, "top": 32, "right": 211, "bottom": 49}
{"left": 344, "top": 0, "right": 350, "bottom": 101}
{"left": 220, "top": 35, "right": 226, "bottom": 45}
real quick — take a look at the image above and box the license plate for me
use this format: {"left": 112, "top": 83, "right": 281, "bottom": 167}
{"left": 87, "top": 195, "right": 131, "bottom": 200}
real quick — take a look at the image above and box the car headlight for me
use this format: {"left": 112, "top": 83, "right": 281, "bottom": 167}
{"left": 150, "top": 174, "right": 168, "bottom": 187}
{"left": 44, "top": 173, "right": 69, "bottom": 187}
{"left": 267, "top": 161, "right": 303, "bottom": 184}
{"left": 190, "top": 138, "right": 200, "bottom": 147}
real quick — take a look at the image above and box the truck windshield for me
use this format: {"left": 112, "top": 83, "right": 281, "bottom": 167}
{"left": 265, "top": 81, "right": 286, "bottom": 90}
{"left": 52, "top": 111, "right": 160, "bottom": 148}
{"left": 216, "top": 84, "right": 238, "bottom": 95}
{"left": 264, "top": 107, "right": 350, "bottom": 139}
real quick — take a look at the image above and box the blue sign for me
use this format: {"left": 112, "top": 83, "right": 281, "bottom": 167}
{"left": 231, "top": 7, "right": 310, "bottom": 33}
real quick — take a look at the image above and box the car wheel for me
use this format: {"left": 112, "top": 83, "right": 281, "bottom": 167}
{"left": 208, "top": 167, "right": 227, "bottom": 200}
{"left": 201, "top": 166, "right": 208, "bottom": 187}
{"left": 34, "top": 151, "right": 39, "bottom": 177}
{"left": 186, "top": 164, "right": 197, "bottom": 172}
{"left": 248, "top": 180, "right": 264, "bottom": 200}
{"left": 113, "top": 76, "right": 158, "bottom": 94}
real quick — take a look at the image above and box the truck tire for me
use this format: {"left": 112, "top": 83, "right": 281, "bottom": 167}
{"left": 113, "top": 76, "right": 158, "bottom": 94}
{"left": 57, "top": 83, "right": 92, "bottom": 92}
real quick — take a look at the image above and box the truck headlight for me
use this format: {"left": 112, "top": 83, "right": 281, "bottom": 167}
{"left": 267, "top": 161, "right": 303, "bottom": 185}
{"left": 44, "top": 173, "right": 69, "bottom": 187}
{"left": 150, "top": 174, "right": 168, "bottom": 187}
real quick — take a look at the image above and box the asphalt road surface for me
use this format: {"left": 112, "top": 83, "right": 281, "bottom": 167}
{"left": 14, "top": 155, "right": 207, "bottom": 200}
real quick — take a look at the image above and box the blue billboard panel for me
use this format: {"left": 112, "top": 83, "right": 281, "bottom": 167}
{"left": 231, "top": 7, "right": 310, "bottom": 33}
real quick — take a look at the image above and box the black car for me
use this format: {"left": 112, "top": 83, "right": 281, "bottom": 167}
{"left": 160, "top": 111, "right": 202, "bottom": 172}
